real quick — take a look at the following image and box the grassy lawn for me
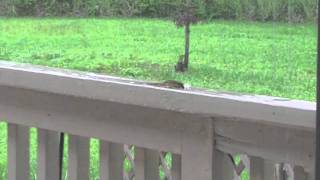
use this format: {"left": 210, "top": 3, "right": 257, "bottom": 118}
{"left": 0, "top": 18, "right": 317, "bottom": 100}
{"left": 0, "top": 18, "right": 317, "bottom": 179}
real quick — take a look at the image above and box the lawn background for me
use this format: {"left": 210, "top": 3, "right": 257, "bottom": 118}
{"left": 0, "top": 18, "right": 317, "bottom": 179}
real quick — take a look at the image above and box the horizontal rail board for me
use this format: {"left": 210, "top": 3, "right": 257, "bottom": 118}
{"left": 0, "top": 61, "right": 315, "bottom": 130}
{"left": 0, "top": 86, "right": 188, "bottom": 153}
{"left": 214, "top": 118, "right": 315, "bottom": 170}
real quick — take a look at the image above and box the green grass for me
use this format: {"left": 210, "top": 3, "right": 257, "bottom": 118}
{"left": 0, "top": 18, "right": 317, "bottom": 100}
{"left": 0, "top": 18, "right": 317, "bottom": 179}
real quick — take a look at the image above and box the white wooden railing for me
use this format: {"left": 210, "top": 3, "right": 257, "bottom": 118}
{"left": 0, "top": 61, "right": 315, "bottom": 180}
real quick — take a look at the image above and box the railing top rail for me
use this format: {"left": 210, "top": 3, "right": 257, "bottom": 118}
{"left": 0, "top": 61, "right": 315, "bottom": 130}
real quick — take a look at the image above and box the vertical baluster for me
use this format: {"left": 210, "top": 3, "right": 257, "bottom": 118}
{"left": 171, "top": 153, "right": 181, "bottom": 180}
{"left": 307, "top": 170, "right": 315, "bottom": 180}
{"left": 134, "top": 147, "right": 161, "bottom": 180}
{"left": 214, "top": 150, "right": 234, "bottom": 180}
{"left": 8, "top": 123, "right": 29, "bottom": 180}
{"left": 100, "top": 141, "right": 109, "bottom": 180}
{"left": 275, "top": 163, "right": 286, "bottom": 180}
{"left": 110, "top": 142, "right": 124, "bottom": 180}
{"left": 283, "top": 164, "right": 294, "bottom": 180}
{"left": 99, "top": 141, "right": 125, "bottom": 180}
{"left": 245, "top": 156, "right": 276, "bottom": 180}
{"left": 306, "top": 167, "right": 315, "bottom": 180}
{"left": 37, "top": 129, "right": 60, "bottom": 180}
{"left": 133, "top": 147, "right": 163, "bottom": 180}
{"left": 68, "top": 135, "right": 90, "bottom": 180}
{"left": 293, "top": 166, "right": 308, "bottom": 180}
{"left": 249, "top": 156, "right": 265, "bottom": 180}
{"left": 134, "top": 147, "right": 145, "bottom": 180}
{"left": 145, "top": 149, "right": 160, "bottom": 180}
{"left": 263, "top": 160, "right": 276, "bottom": 180}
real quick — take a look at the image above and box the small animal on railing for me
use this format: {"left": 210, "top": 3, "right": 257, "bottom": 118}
{"left": 147, "top": 80, "right": 185, "bottom": 89}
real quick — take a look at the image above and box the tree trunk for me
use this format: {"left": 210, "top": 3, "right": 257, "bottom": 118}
{"left": 184, "top": 23, "right": 190, "bottom": 69}
{"left": 36, "top": 0, "right": 45, "bottom": 16}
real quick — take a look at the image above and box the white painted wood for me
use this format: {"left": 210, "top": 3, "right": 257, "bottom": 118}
{"left": 293, "top": 166, "right": 307, "bottom": 180}
{"left": 181, "top": 118, "right": 214, "bottom": 180}
{"left": 68, "top": 135, "right": 90, "bottom": 180}
{"left": 172, "top": 153, "right": 181, "bottom": 180}
{"left": 215, "top": 118, "right": 314, "bottom": 170}
{"left": 100, "top": 140, "right": 109, "bottom": 180}
{"left": 250, "top": 156, "right": 264, "bottom": 180}
{"left": 0, "top": 66, "right": 316, "bottom": 170}
{"left": 108, "top": 143, "right": 124, "bottom": 180}
{"left": 302, "top": 164, "right": 314, "bottom": 180}
{"left": 275, "top": 163, "right": 285, "bottom": 180}
{"left": 7, "top": 124, "right": 29, "bottom": 180}
{"left": 37, "top": 129, "right": 60, "bottom": 180}
{"left": 0, "top": 62, "right": 317, "bottom": 180}
{"left": 144, "top": 149, "right": 160, "bottom": 180}
{"left": 263, "top": 160, "right": 276, "bottom": 180}
{"left": 0, "top": 61, "right": 315, "bottom": 130}
{"left": 100, "top": 142, "right": 136, "bottom": 180}
{"left": 0, "top": 87, "right": 314, "bottom": 178}
{"left": 213, "top": 150, "right": 234, "bottom": 180}
{"left": 0, "top": 85, "right": 315, "bottom": 170}
{"left": 0, "top": 86, "right": 184, "bottom": 154}
{"left": 134, "top": 147, "right": 145, "bottom": 180}
{"left": 307, "top": 170, "right": 314, "bottom": 180}
{"left": 134, "top": 147, "right": 161, "bottom": 180}
{"left": 244, "top": 156, "right": 276, "bottom": 180}
{"left": 284, "top": 164, "right": 294, "bottom": 180}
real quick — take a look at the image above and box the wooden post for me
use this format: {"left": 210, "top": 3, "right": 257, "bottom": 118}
{"left": 181, "top": 118, "right": 214, "bottom": 180}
